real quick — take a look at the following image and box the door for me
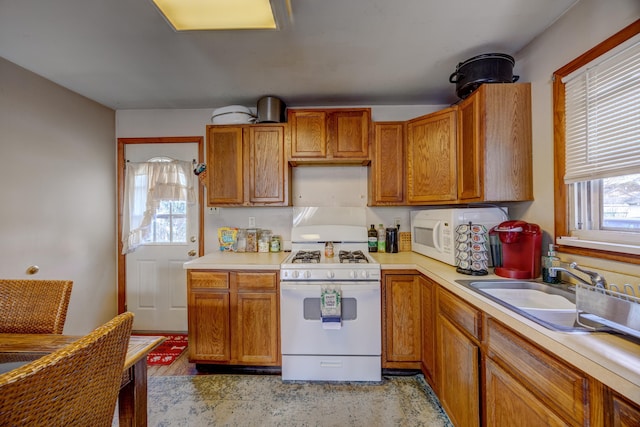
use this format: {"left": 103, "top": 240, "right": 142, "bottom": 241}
{"left": 123, "top": 142, "right": 200, "bottom": 332}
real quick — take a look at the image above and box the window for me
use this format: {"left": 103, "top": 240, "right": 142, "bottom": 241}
{"left": 553, "top": 20, "right": 640, "bottom": 262}
{"left": 121, "top": 157, "right": 196, "bottom": 254}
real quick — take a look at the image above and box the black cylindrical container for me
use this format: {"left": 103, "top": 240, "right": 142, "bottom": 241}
{"left": 385, "top": 228, "right": 398, "bottom": 253}
{"left": 449, "top": 53, "right": 519, "bottom": 99}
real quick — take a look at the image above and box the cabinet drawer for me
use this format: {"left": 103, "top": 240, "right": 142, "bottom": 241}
{"left": 438, "top": 289, "right": 482, "bottom": 340}
{"left": 234, "top": 271, "right": 278, "bottom": 291}
{"left": 487, "top": 319, "right": 589, "bottom": 426}
{"left": 188, "top": 271, "right": 229, "bottom": 289}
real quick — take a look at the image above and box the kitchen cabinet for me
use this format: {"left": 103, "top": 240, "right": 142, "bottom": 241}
{"left": 610, "top": 391, "right": 640, "bottom": 426}
{"left": 369, "top": 122, "right": 405, "bottom": 205}
{"left": 187, "top": 270, "right": 279, "bottom": 366}
{"left": 406, "top": 107, "right": 458, "bottom": 204}
{"left": 485, "top": 318, "right": 591, "bottom": 426}
{"left": 206, "top": 124, "right": 290, "bottom": 206}
{"left": 382, "top": 271, "right": 422, "bottom": 369}
{"left": 457, "top": 83, "right": 533, "bottom": 202}
{"left": 287, "top": 108, "right": 371, "bottom": 164}
{"left": 436, "top": 287, "right": 481, "bottom": 427}
{"left": 420, "top": 275, "right": 437, "bottom": 389}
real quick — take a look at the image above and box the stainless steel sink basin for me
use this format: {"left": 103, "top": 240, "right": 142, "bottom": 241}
{"left": 455, "top": 279, "right": 603, "bottom": 333}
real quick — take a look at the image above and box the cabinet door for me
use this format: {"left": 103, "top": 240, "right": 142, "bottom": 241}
{"left": 384, "top": 274, "right": 421, "bottom": 365}
{"left": 248, "top": 126, "right": 287, "bottom": 204}
{"left": 288, "top": 110, "right": 327, "bottom": 158}
{"left": 406, "top": 108, "right": 457, "bottom": 203}
{"left": 457, "top": 94, "right": 483, "bottom": 201}
{"left": 370, "top": 122, "right": 404, "bottom": 205}
{"left": 207, "top": 126, "right": 244, "bottom": 205}
{"left": 482, "top": 83, "right": 533, "bottom": 201}
{"left": 188, "top": 291, "right": 231, "bottom": 362}
{"left": 485, "top": 358, "right": 569, "bottom": 427}
{"left": 329, "top": 109, "right": 370, "bottom": 159}
{"left": 233, "top": 292, "right": 279, "bottom": 365}
{"left": 611, "top": 392, "right": 640, "bottom": 427}
{"left": 420, "top": 276, "right": 437, "bottom": 388}
{"left": 436, "top": 314, "right": 480, "bottom": 427}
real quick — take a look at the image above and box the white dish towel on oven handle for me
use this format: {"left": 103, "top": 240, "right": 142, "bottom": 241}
{"left": 321, "top": 285, "right": 342, "bottom": 329}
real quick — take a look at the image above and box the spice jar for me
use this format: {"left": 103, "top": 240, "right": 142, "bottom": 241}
{"left": 324, "top": 241, "right": 334, "bottom": 258}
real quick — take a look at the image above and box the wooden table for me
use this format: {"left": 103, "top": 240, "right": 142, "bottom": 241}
{"left": 0, "top": 333, "right": 165, "bottom": 427}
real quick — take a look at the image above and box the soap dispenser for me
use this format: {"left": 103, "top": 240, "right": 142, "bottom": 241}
{"left": 541, "top": 244, "right": 560, "bottom": 284}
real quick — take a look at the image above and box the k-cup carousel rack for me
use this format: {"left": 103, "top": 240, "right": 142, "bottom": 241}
{"left": 455, "top": 222, "right": 489, "bottom": 276}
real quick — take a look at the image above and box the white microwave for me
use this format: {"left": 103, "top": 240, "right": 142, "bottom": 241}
{"left": 410, "top": 207, "right": 508, "bottom": 266}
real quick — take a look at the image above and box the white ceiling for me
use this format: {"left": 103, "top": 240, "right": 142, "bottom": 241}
{"left": 0, "top": 0, "right": 578, "bottom": 110}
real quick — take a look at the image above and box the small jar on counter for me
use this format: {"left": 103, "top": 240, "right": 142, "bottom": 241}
{"left": 270, "top": 235, "right": 281, "bottom": 252}
{"left": 246, "top": 229, "right": 258, "bottom": 252}
{"left": 236, "top": 229, "right": 247, "bottom": 252}
{"left": 258, "top": 229, "right": 272, "bottom": 253}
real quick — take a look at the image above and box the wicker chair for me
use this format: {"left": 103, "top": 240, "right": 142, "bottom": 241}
{"left": 0, "top": 279, "right": 73, "bottom": 334}
{"left": 0, "top": 312, "right": 134, "bottom": 426}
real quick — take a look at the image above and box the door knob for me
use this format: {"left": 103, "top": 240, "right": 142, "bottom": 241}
{"left": 190, "top": 236, "right": 197, "bottom": 243}
{"left": 188, "top": 250, "right": 197, "bottom": 257}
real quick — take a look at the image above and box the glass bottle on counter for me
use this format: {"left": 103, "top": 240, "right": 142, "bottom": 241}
{"left": 368, "top": 224, "right": 378, "bottom": 252}
{"left": 541, "top": 244, "right": 561, "bottom": 284}
{"left": 270, "top": 235, "right": 281, "bottom": 252}
{"left": 377, "top": 224, "right": 386, "bottom": 253}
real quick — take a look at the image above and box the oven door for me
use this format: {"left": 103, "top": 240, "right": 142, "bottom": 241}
{"left": 280, "top": 281, "right": 381, "bottom": 356}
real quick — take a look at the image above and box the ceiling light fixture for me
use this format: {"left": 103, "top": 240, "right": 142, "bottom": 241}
{"left": 151, "top": 0, "right": 290, "bottom": 31}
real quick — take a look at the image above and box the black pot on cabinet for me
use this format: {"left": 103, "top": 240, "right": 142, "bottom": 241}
{"left": 449, "top": 53, "right": 519, "bottom": 99}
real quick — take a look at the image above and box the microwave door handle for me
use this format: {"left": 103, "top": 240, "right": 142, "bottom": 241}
{"left": 433, "top": 221, "right": 443, "bottom": 252}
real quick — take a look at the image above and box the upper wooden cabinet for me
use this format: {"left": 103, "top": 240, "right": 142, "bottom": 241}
{"left": 458, "top": 83, "right": 533, "bottom": 202}
{"left": 369, "top": 122, "right": 405, "bottom": 205}
{"left": 288, "top": 108, "right": 371, "bottom": 164}
{"left": 206, "top": 124, "right": 290, "bottom": 206}
{"left": 406, "top": 107, "right": 458, "bottom": 204}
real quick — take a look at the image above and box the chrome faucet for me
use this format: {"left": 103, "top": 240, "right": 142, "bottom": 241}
{"left": 548, "top": 262, "right": 607, "bottom": 289}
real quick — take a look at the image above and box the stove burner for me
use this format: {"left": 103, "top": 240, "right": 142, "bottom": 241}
{"left": 338, "top": 250, "right": 369, "bottom": 264}
{"left": 291, "top": 250, "right": 321, "bottom": 264}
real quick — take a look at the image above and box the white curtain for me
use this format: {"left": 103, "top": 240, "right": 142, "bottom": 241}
{"left": 121, "top": 160, "right": 196, "bottom": 254}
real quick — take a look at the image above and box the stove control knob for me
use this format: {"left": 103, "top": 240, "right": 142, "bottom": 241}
{"left": 350, "top": 270, "right": 358, "bottom": 279}
{"left": 361, "top": 270, "right": 370, "bottom": 279}
{"left": 304, "top": 271, "right": 312, "bottom": 279}
{"left": 292, "top": 270, "right": 300, "bottom": 279}
{"left": 327, "top": 271, "right": 335, "bottom": 279}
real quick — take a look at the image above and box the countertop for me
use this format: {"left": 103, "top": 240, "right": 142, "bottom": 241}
{"left": 183, "top": 250, "right": 640, "bottom": 403}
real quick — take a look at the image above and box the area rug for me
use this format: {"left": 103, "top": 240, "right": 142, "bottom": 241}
{"left": 141, "top": 374, "right": 453, "bottom": 426}
{"left": 145, "top": 334, "right": 188, "bottom": 366}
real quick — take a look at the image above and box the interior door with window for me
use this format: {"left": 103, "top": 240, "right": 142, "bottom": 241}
{"left": 124, "top": 143, "right": 199, "bottom": 332}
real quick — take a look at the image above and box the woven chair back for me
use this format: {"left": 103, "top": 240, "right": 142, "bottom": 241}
{"left": 0, "top": 279, "right": 73, "bottom": 334}
{"left": 0, "top": 312, "right": 134, "bottom": 426}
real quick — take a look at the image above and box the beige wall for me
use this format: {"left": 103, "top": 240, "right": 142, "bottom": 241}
{"left": 515, "top": 0, "right": 640, "bottom": 283}
{"left": 0, "top": 57, "right": 117, "bottom": 334}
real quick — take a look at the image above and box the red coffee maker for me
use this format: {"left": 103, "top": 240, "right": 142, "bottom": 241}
{"left": 492, "top": 220, "right": 542, "bottom": 279}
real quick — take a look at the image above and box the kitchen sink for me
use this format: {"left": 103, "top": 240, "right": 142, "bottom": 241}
{"left": 455, "top": 279, "right": 604, "bottom": 333}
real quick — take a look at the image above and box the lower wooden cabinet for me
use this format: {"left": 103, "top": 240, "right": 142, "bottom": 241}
{"left": 610, "top": 391, "right": 640, "bottom": 426}
{"left": 187, "top": 270, "right": 279, "bottom": 366}
{"left": 420, "top": 275, "right": 437, "bottom": 388}
{"left": 382, "top": 271, "right": 422, "bottom": 368}
{"left": 485, "top": 357, "right": 569, "bottom": 426}
{"left": 486, "top": 318, "right": 590, "bottom": 426}
{"left": 436, "top": 288, "right": 481, "bottom": 427}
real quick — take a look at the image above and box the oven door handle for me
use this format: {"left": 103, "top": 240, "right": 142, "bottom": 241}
{"left": 280, "top": 282, "right": 381, "bottom": 292}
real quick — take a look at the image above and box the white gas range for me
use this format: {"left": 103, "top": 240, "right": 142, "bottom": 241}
{"left": 280, "top": 209, "right": 382, "bottom": 382}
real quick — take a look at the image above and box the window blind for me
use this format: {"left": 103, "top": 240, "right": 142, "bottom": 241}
{"left": 563, "top": 38, "right": 640, "bottom": 184}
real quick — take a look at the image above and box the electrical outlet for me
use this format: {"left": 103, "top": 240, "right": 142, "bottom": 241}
{"left": 208, "top": 207, "right": 220, "bottom": 215}
{"left": 248, "top": 217, "right": 256, "bottom": 227}
{"left": 394, "top": 217, "right": 401, "bottom": 229}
